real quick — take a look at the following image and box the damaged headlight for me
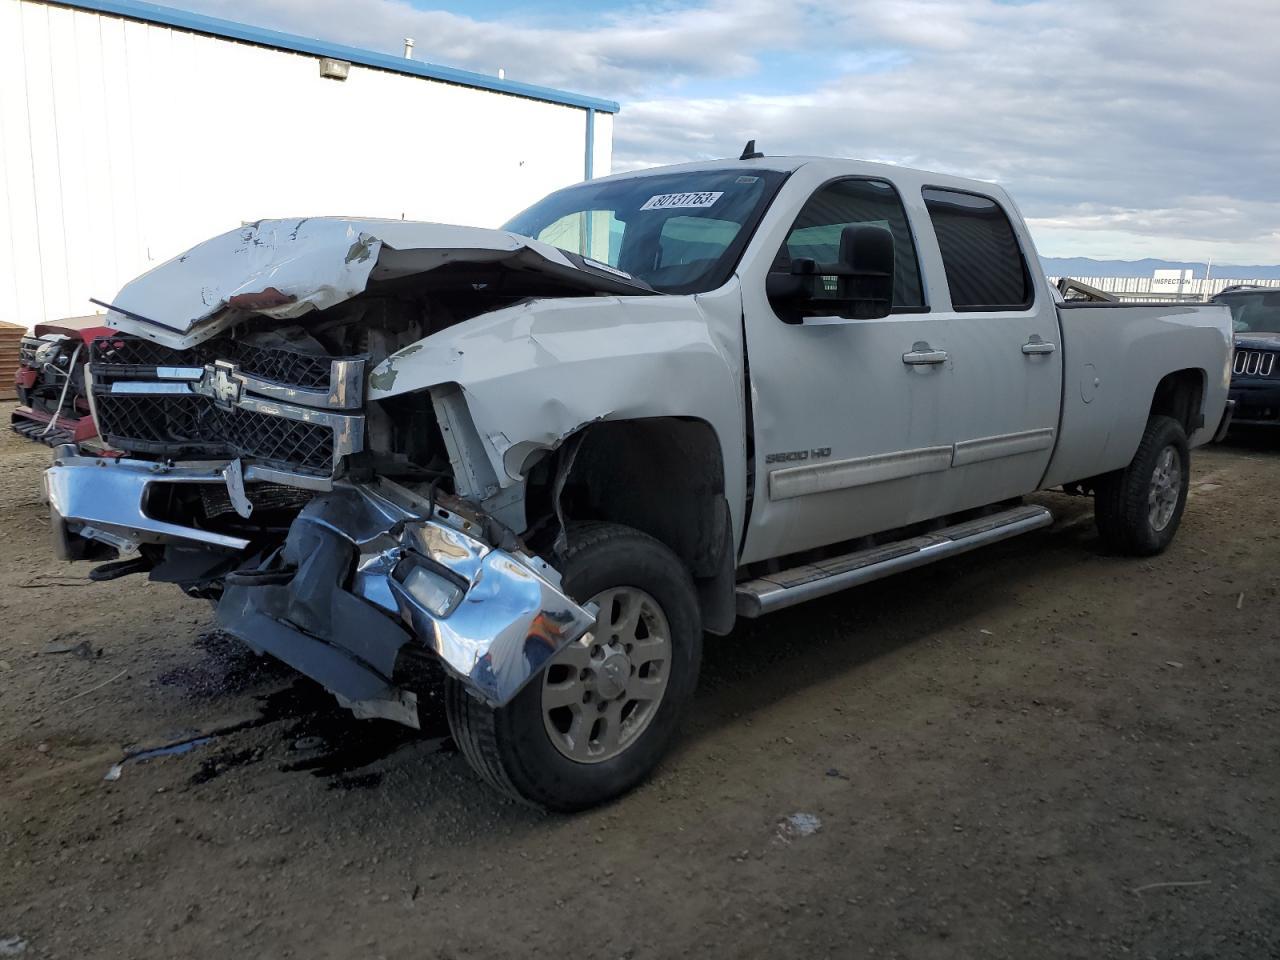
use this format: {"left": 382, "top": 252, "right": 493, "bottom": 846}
{"left": 393, "top": 557, "right": 464, "bottom": 618}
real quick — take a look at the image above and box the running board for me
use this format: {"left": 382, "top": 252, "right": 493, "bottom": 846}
{"left": 735, "top": 504, "right": 1054, "bottom": 618}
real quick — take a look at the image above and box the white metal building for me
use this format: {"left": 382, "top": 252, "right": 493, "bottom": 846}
{"left": 0, "top": 0, "right": 617, "bottom": 329}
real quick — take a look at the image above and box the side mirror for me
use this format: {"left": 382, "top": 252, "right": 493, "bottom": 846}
{"left": 767, "top": 224, "right": 895, "bottom": 323}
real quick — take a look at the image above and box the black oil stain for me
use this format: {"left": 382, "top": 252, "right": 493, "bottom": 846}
{"left": 157, "top": 630, "right": 290, "bottom": 698}
{"left": 158, "top": 630, "right": 456, "bottom": 787}
{"left": 271, "top": 678, "right": 452, "bottom": 779}
{"left": 327, "top": 772, "right": 384, "bottom": 791}
{"left": 190, "top": 746, "right": 265, "bottom": 785}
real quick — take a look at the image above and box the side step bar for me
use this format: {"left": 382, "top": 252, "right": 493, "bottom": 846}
{"left": 736, "top": 504, "right": 1054, "bottom": 618}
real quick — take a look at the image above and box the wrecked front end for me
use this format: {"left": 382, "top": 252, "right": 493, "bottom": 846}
{"left": 47, "top": 448, "right": 594, "bottom": 727}
{"left": 217, "top": 478, "right": 598, "bottom": 725}
{"left": 41, "top": 217, "right": 641, "bottom": 726}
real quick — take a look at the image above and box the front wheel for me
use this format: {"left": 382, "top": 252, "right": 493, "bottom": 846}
{"left": 1094, "top": 414, "right": 1190, "bottom": 556}
{"left": 446, "top": 523, "right": 702, "bottom": 811}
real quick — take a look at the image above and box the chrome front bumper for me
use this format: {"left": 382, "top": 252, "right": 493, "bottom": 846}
{"left": 45, "top": 450, "right": 595, "bottom": 724}
{"left": 45, "top": 445, "right": 253, "bottom": 558}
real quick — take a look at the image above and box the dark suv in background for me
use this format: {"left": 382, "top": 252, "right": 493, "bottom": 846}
{"left": 1213, "top": 285, "right": 1280, "bottom": 428}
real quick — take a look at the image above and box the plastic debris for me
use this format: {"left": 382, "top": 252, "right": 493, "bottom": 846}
{"left": 103, "top": 735, "right": 216, "bottom": 781}
{"left": 0, "top": 936, "right": 29, "bottom": 956}
{"left": 41, "top": 638, "right": 97, "bottom": 658}
{"left": 777, "top": 812, "right": 823, "bottom": 843}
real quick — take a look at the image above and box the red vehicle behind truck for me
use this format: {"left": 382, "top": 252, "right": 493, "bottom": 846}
{"left": 11, "top": 315, "right": 109, "bottom": 446}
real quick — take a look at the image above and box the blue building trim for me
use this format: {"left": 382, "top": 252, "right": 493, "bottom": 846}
{"left": 583, "top": 108, "right": 596, "bottom": 253}
{"left": 41, "top": 0, "right": 620, "bottom": 114}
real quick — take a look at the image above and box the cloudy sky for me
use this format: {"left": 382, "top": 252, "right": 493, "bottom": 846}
{"left": 178, "top": 0, "right": 1279, "bottom": 263}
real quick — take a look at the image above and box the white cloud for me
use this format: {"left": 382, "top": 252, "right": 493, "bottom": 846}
{"left": 177, "top": 0, "right": 1280, "bottom": 260}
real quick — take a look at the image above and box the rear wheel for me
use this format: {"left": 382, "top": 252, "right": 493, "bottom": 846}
{"left": 1094, "top": 414, "right": 1190, "bottom": 556}
{"left": 446, "top": 523, "right": 702, "bottom": 811}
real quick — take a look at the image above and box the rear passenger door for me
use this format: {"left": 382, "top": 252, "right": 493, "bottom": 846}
{"left": 917, "top": 187, "right": 1062, "bottom": 515}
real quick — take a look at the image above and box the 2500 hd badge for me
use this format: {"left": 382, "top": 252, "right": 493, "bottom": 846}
{"left": 765, "top": 447, "right": 832, "bottom": 464}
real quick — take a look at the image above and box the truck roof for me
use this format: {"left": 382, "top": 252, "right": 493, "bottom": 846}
{"left": 589, "top": 155, "right": 1014, "bottom": 204}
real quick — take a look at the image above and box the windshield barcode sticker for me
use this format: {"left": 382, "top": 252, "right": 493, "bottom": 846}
{"left": 640, "top": 191, "right": 724, "bottom": 211}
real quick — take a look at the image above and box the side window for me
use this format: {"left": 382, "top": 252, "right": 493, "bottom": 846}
{"left": 922, "top": 188, "right": 1032, "bottom": 310}
{"left": 776, "top": 178, "right": 925, "bottom": 310}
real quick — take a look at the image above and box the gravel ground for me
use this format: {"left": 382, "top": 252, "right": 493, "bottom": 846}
{"left": 0, "top": 404, "right": 1277, "bottom": 959}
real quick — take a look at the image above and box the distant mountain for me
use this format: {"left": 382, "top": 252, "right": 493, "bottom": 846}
{"left": 1040, "top": 257, "right": 1280, "bottom": 280}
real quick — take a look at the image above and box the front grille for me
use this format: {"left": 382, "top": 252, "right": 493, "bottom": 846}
{"left": 91, "top": 335, "right": 335, "bottom": 388}
{"left": 93, "top": 394, "right": 336, "bottom": 472}
{"left": 87, "top": 333, "right": 365, "bottom": 479}
{"left": 1234, "top": 349, "right": 1277, "bottom": 378}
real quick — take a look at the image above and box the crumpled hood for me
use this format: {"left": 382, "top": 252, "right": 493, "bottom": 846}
{"left": 101, "top": 217, "right": 651, "bottom": 349}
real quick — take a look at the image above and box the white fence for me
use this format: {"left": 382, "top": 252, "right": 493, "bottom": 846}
{"left": 1048, "top": 276, "right": 1280, "bottom": 303}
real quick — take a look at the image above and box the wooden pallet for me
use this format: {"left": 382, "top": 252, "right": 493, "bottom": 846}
{"left": 0, "top": 321, "right": 26, "bottom": 401}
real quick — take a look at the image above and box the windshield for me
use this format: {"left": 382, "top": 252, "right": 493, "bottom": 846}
{"left": 503, "top": 169, "right": 787, "bottom": 294}
{"left": 1216, "top": 290, "right": 1280, "bottom": 334}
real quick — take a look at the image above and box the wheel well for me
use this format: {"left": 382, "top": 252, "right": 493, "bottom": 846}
{"left": 1150, "top": 368, "right": 1206, "bottom": 435}
{"left": 525, "top": 417, "right": 737, "bottom": 634}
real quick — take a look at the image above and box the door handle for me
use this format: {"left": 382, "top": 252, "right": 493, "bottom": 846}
{"left": 1022, "top": 335, "right": 1056, "bottom": 355}
{"left": 903, "top": 342, "right": 948, "bottom": 365}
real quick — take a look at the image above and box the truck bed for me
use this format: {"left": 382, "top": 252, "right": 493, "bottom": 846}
{"left": 1042, "top": 301, "right": 1232, "bottom": 488}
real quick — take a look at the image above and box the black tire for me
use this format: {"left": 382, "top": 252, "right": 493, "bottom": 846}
{"left": 1094, "top": 414, "right": 1190, "bottom": 556}
{"left": 446, "top": 523, "right": 702, "bottom": 811}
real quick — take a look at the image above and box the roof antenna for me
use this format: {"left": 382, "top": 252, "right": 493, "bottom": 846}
{"left": 739, "top": 139, "right": 764, "bottom": 160}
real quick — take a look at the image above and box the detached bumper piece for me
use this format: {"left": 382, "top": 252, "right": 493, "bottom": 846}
{"left": 216, "top": 482, "right": 595, "bottom": 728}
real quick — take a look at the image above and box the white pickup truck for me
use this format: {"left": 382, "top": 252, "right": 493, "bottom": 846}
{"left": 46, "top": 154, "right": 1233, "bottom": 809}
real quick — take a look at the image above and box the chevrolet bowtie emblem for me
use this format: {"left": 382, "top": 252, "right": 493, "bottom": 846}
{"left": 201, "top": 360, "right": 243, "bottom": 409}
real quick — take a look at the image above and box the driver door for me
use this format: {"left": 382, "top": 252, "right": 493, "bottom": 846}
{"left": 739, "top": 177, "right": 957, "bottom": 565}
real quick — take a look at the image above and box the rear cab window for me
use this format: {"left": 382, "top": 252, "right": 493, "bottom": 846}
{"left": 922, "top": 187, "right": 1032, "bottom": 311}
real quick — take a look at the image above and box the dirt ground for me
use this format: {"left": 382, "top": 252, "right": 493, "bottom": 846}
{"left": 0, "top": 404, "right": 1277, "bottom": 960}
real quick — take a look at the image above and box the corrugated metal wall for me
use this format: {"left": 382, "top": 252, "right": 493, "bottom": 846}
{"left": 0, "top": 0, "right": 613, "bottom": 328}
